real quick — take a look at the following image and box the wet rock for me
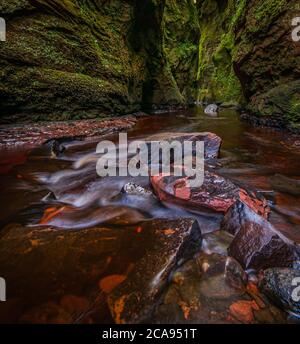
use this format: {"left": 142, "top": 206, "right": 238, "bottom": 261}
{"left": 222, "top": 201, "right": 268, "bottom": 236}
{"left": 204, "top": 104, "right": 218, "bottom": 116}
{"left": 293, "top": 261, "right": 300, "bottom": 271}
{"left": 150, "top": 252, "right": 285, "bottom": 324}
{"left": 0, "top": 117, "right": 137, "bottom": 149}
{"left": 0, "top": 218, "right": 201, "bottom": 323}
{"left": 259, "top": 268, "right": 300, "bottom": 315}
{"left": 44, "top": 138, "right": 66, "bottom": 158}
{"left": 151, "top": 171, "right": 269, "bottom": 216}
{"left": 108, "top": 218, "right": 202, "bottom": 324}
{"left": 225, "top": 202, "right": 300, "bottom": 271}
{"left": 146, "top": 132, "right": 222, "bottom": 160}
{"left": 122, "top": 183, "right": 154, "bottom": 197}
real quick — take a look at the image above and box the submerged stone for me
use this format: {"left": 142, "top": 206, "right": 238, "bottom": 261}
{"left": 150, "top": 252, "right": 285, "bottom": 324}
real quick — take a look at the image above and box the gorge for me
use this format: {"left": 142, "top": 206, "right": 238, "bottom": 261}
{"left": 0, "top": 0, "right": 300, "bottom": 325}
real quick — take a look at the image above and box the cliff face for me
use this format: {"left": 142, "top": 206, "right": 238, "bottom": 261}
{"left": 196, "top": 0, "right": 300, "bottom": 130}
{"left": 233, "top": 0, "right": 300, "bottom": 130}
{"left": 0, "top": 0, "right": 299, "bottom": 129}
{"left": 0, "top": 0, "right": 200, "bottom": 122}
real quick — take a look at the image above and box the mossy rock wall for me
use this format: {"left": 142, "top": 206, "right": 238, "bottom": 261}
{"left": 233, "top": 0, "right": 300, "bottom": 129}
{"left": 0, "top": 0, "right": 201, "bottom": 121}
{"left": 0, "top": 0, "right": 300, "bottom": 128}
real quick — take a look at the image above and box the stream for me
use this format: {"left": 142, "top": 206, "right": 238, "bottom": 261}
{"left": 0, "top": 107, "right": 300, "bottom": 323}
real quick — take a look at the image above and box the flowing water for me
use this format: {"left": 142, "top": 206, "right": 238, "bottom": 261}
{"left": 0, "top": 107, "right": 300, "bottom": 323}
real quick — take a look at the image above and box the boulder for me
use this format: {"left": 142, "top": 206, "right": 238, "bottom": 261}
{"left": 224, "top": 202, "right": 300, "bottom": 271}
{"left": 204, "top": 104, "right": 219, "bottom": 116}
{"left": 150, "top": 252, "right": 286, "bottom": 324}
{"left": 259, "top": 268, "right": 300, "bottom": 315}
{"left": 108, "top": 219, "right": 202, "bottom": 324}
{"left": 151, "top": 171, "right": 269, "bottom": 216}
{"left": 0, "top": 218, "right": 201, "bottom": 323}
{"left": 145, "top": 132, "right": 222, "bottom": 160}
{"left": 43, "top": 138, "right": 67, "bottom": 158}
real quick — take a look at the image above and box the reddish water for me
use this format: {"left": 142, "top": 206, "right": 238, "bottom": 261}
{"left": 1, "top": 107, "right": 299, "bottom": 239}
{"left": 0, "top": 107, "right": 300, "bottom": 323}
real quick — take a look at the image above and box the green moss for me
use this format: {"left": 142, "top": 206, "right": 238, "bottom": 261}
{"left": 254, "top": 0, "right": 287, "bottom": 21}
{"left": 195, "top": 0, "right": 246, "bottom": 103}
{"left": 247, "top": 81, "right": 300, "bottom": 127}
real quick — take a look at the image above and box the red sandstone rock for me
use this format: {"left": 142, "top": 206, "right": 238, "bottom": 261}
{"left": 151, "top": 171, "right": 270, "bottom": 216}
{"left": 0, "top": 116, "right": 137, "bottom": 148}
